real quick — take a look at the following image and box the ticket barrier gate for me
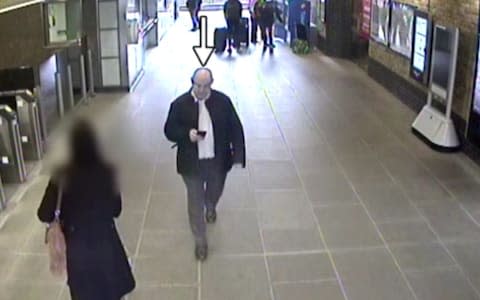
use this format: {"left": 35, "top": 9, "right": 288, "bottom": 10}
{"left": 0, "top": 90, "right": 43, "bottom": 161}
{"left": 0, "top": 106, "right": 27, "bottom": 183}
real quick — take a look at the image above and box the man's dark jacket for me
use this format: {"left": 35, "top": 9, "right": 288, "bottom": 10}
{"left": 224, "top": 0, "right": 242, "bottom": 21}
{"left": 164, "top": 90, "right": 246, "bottom": 175}
{"left": 255, "top": 0, "right": 282, "bottom": 27}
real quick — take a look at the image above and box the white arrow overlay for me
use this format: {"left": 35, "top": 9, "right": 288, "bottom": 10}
{"left": 192, "top": 16, "right": 215, "bottom": 67}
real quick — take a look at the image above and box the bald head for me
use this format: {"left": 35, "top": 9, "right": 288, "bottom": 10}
{"left": 191, "top": 68, "right": 214, "bottom": 85}
{"left": 191, "top": 68, "right": 213, "bottom": 100}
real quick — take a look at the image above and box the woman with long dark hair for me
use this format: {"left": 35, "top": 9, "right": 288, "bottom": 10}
{"left": 37, "top": 119, "right": 135, "bottom": 300}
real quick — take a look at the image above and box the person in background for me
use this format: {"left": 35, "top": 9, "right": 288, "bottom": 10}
{"left": 255, "top": 0, "right": 283, "bottom": 53}
{"left": 164, "top": 68, "right": 246, "bottom": 261}
{"left": 37, "top": 120, "right": 135, "bottom": 300}
{"left": 223, "top": 0, "right": 243, "bottom": 54}
{"left": 187, "top": 0, "right": 202, "bottom": 31}
{"left": 248, "top": 0, "right": 259, "bottom": 44}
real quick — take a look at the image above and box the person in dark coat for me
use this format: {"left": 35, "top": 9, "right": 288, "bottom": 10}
{"left": 248, "top": 0, "right": 259, "bottom": 43}
{"left": 164, "top": 68, "right": 246, "bottom": 261}
{"left": 37, "top": 120, "right": 135, "bottom": 300}
{"left": 223, "top": 0, "right": 243, "bottom": 54}
{"left": 255, "top": 0, "right": 283, "bottom": 53}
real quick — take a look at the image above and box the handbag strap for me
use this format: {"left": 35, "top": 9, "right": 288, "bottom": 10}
{"left": 53, "top": 181, "right": 63, "bottom": 222}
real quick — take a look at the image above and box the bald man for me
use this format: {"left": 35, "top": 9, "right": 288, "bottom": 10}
{"left": 164, "top": 68, "right": 246, "bottom": 261}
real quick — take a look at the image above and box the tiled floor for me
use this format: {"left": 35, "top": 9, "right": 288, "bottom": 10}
{"left": 1, "top": 11, "right": 480, "bottom": 300}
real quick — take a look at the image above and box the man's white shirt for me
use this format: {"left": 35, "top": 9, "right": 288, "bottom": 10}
{"left": 193, "top": 92, "right": 215, "bottom": 159}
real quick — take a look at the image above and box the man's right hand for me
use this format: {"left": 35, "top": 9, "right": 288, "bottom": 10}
{"left": 189, "top": 129, "right": 203, "bottom": 142}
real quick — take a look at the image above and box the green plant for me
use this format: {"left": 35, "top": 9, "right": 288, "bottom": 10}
{"left": 291, "top": 39, "right": 310, "bottom": 54}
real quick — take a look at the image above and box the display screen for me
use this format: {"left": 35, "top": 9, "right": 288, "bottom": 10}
{"left": 432, "top": 27, "right": 452, "bottom": 90}
{"left": 389, "top": 1, "right": 414, "bottom": 57}
{"left": 412, "top": 16, "right": 428, "bottom": 71}
{"left": 370, "top": 0, "right": 390, "bottom": 45}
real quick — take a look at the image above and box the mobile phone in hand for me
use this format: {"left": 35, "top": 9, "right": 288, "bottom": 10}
{"left": 197, "top": 130, "right": 207, "bottom": 137}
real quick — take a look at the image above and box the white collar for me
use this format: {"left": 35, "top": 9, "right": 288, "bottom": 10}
{"left": 191, "top": 90, "right": 211, "bottom": 103}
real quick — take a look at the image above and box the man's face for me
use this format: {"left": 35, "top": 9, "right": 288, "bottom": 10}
{"left": 192, "top": 71, "right": 212, "bottom": 100}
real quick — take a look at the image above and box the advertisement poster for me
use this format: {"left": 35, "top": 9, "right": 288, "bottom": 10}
{"left": 370, "top": 0, "right": 390, "bottom": 45}
{"left": 389, "top": 1, "right": 414, "bottom": 57}
{"left": 361, "top": 0, "right": 371, "bottom": 39}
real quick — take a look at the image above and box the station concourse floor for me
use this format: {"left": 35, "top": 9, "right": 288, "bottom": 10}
{"left": 2, "top": 11, "right": 480, "bottom": 300}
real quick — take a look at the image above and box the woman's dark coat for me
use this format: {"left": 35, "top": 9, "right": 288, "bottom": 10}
{"left": 38, "top": 165, "right": 135, "bottom": 300}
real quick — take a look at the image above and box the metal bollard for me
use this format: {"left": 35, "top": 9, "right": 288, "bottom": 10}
{"left": 87, "top": 49, "right": 95, "bottom": 98}
{"left": 80, "top": 54, "right": 88, "bottom": 103}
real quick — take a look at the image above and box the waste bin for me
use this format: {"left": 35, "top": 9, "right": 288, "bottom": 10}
{"left": 0, "top": 90, "right": 43, "bottom": 161}
{"left": 0, "top": 105, "right": 27, "bottom": 183}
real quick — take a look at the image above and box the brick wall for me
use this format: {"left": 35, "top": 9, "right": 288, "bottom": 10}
{"left": 369, "top": 0, "right": 480, "bottom": 122}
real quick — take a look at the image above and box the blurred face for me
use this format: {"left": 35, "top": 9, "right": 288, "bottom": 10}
{"left": 192, "top": 70, "right": 213, "bottom": 100}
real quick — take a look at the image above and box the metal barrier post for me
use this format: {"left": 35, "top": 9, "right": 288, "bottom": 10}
{"left": 87, "top": 49, "right": 95, "bottom": 98}
{"left": 67, "top": 65, "right": 75, "bottom": 109}
{"left": 80, "top": 54, "right": 88, "bottom": 101}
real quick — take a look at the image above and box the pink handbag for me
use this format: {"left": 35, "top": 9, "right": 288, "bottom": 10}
{"left": 45, "top": 184, "right": 66, "bottom": 278}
